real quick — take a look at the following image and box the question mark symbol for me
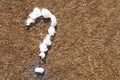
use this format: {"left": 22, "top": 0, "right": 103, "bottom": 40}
{"left": 26, "top": 7, "right": 57, "bottom": 74}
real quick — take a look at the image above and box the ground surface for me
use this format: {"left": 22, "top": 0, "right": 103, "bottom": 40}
{"left": 0, "top": 0, "right": 120, "bottom": 80}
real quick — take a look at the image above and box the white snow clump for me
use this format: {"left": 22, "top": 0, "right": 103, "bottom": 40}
{"left": 50, "top": 14, "right": 57, "bottom": 27}
{"left": 48, "top": 27, "right": 56, "bottom": 36}
{"left": 29, "top": 7, "right": 41, "bottom": 20}
{"left": 39, "top": 52, "right": 46, "bottom": 59}
{"left": 41, "top": 8, "right": 52, "bottom": 18}
{"left": 43, "top": 34, "right": 52, "bottom": 46}
{"left": 35, "top": 67, "right": 44, "bottom": 74}
{"left": 26, "top": 18, "right": 35, "bottom": 26}
{"left": 39, "top": 43, "right": 48, "bottom": 52}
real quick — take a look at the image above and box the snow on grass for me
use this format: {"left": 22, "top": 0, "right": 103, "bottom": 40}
{"left": 48, "top": 27, "right": 56, "bottom": 36}
{"left": 43, "top": 34, "right": 52, "bottom": 46}
{"left": 35, "top": 67, "right": 44, "bottom": 74}
{"left": 39, "top": 43, "right": 48, "bottom": 52}
{"left": 39, "top": 52, "right": 46, "bottom": 59}
{"left": 29, "top": 7, "right": 41, "bottom": 20}
{"left": 26, "top": 7, "right": 57, "bottom": 74}
{"left": 41, "top": 8, "right": 52, "bottom": 18}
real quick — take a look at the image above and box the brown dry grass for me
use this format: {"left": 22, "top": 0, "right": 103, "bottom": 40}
{"left": 0, "top": 0, "right": 120, "bottom": 80}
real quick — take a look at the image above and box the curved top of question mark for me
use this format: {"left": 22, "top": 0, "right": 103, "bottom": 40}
{"left": 26, "top": 7, "right": 57, "bottom": 27}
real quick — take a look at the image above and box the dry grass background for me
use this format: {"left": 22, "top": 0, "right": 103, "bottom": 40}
{"left": 0, "top": 0, "right": 120, "bottom": 80}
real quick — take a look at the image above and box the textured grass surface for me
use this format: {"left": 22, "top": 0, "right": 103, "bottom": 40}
{"left": 0, "top": 0, "right": 120, "bottom": 80}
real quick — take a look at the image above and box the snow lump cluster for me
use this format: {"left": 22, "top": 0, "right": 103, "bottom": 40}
{"left": 26, "top": 7, "right": 57, "bottom": 74}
